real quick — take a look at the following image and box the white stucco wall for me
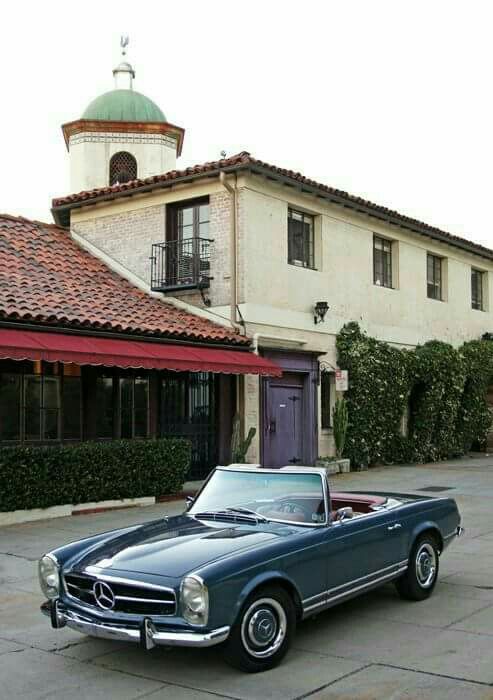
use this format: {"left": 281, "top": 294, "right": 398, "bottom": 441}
{"left": 68, "top": 171, "right": 493, "bottom": 460}
{"left": 68, "top": 132, "right": 178, "bottom": 193}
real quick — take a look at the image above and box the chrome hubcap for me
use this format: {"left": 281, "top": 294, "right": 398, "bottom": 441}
{"left": 241, "top": 598, "right": 287, "bottom": 659}
{"left": 416, "top": 543, "right": 437, "bottom": 588}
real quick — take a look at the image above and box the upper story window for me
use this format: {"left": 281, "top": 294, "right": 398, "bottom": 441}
{"left": 288, "top": 209, "right": 315, "bottom": 269}
{"left": 427, "top": 253, "right": 443, "bottom": 300}
{"left": 169, "top": 200, "right": 210, "bottom": 241}
{"left": 109, "top": 151, "right": 137, "bottom": 186}
{"left": 471, "top": 268, "right": 485, "bottom": 311}
{"left": 373, "top": 235, "right": 393, "bottom": 288}
{"left": 151, "top": 198, "right": 211, "bottom": 293}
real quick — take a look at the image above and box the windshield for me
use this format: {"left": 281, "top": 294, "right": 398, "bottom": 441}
{"left": 190, "top": 469, "right": 327, "bottom": 526}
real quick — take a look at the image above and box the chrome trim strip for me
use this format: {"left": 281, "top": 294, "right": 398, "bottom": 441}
{"left": 47, "top": 605, "right": 229, "bottom": 648}
{"left": 303, "top": 565, "right": 408, "bottom": 614}
{"left": 80, "top": 572, "right": 176, "bottom": 595}
{"left": 443, "top": 530, "right": 457, "bottom": 541}
{"left": 302, "top": 560, "right": 409, "bottom": 608}
{"left": 115, "top": 596, "right": 175, "bottom": 604}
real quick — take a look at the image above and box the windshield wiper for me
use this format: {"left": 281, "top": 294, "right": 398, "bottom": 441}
{"left": 225, "top": 507, "right": 269, "bottom": 523}
{"left": 192, "top": 508, "right": 268, "bottom": 524}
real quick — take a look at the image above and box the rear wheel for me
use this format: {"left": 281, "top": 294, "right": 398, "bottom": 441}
{"left": 223, "top": 585, "right": 296, "bottom": 673}
{"left": 395, "top": 534, "right": 439, "bottom": 601}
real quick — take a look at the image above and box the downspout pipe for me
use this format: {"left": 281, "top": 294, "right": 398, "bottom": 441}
{"left": 219, "top": 171, "right": 243, "bottom": 334}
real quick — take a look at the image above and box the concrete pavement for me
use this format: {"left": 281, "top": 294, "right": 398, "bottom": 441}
{"left": 2, "top": 457, "right": 493, "bottom": 699}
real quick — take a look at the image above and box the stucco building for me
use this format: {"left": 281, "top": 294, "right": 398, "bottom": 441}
{"left": 49, "top": 50, "right": 493, "bottom": 470}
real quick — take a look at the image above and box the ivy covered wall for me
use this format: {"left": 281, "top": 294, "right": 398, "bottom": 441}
{"left": 336, "top": 322, "right": 493, "bottom": 467}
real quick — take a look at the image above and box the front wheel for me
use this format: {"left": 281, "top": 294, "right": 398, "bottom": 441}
{"left": 223, "top": 585, "right": 296, "bottom": 672}
{"left": 395, "top": 534, "right": 439, "bottom": 601}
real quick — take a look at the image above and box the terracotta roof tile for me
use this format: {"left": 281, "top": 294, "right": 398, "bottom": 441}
{"left": 0, "top": 214, "right": 247, "bottom": 345}
{"left": 52, "top": 151, "right": 493, "bottom": 261}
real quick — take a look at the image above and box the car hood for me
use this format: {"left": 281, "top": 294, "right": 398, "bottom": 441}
{"left": 67, "top": 514, "right": 289, "bottom": 579}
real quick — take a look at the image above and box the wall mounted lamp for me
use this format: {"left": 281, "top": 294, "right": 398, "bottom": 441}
{"left": 314, "top": 301, "right": 330, "bottom": 324}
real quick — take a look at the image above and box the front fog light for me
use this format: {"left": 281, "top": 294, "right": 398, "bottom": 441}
{"left": 38, "top": 554, "right": 60, "bottom": 599}
{"left": 181, "top": 575, "right": 209, "bottom": 626}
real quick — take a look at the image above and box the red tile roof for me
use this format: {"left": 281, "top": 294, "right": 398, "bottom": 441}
{"left": 0, "top": 214, "right": 247, "bottom": 345}
{"left": 52, "top": 151, "right": 493, "bottom": 261}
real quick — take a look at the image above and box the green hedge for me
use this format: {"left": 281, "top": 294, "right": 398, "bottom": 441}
{"left": 336, "top": 322, "right": 493, "bottom": 468}
{"left": 0, "top": 438, "right": 191, "bottom": 512}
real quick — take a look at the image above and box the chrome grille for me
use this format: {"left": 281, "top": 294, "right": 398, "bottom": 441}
{"left": 64, "top": 573, "right": 176, "bottom": 616}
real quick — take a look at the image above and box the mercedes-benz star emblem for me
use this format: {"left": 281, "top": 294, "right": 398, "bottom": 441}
{"left": 93, "top": 580, "right": 115, "bottom": 610}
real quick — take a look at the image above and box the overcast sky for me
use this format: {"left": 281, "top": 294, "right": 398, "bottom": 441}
{"left": 2, "top": 1, "right": 493, "bottom": 248}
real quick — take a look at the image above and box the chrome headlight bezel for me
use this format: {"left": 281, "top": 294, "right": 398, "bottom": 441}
{"left": 180, "top": 575, "right": 209, "bottom": 626}
{"left": 38, "top": 553, "right": 60, "bottom": 600}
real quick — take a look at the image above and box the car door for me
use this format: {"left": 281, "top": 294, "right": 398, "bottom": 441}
{"left": 320, "top": 508, "right": 408, "bottom": 606}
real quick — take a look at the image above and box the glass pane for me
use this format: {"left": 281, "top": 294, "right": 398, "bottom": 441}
{"left": 161, "top": 376, "right": 187, "bottom": 426}
{"left": 43, "top": 376, "right": 60, "bottom": 409}
{"left": 180, "top": 207, "right": 194, "bottom": 227}
{"left": 25, "top": 375, "right": 41, "bottom": 409}
{"left": 121, "top": 408, "right": 132, "bottom": 439}
{"left": 190, "top": 470, "right": 326, "bottom": 524}
{"left": 96, "top": 376, "right": 114, "bottom": 439}
{"left": 42, "top": 409, "right": 59, "bottom": 440}
{"left": 62, "top": 377, "right": 81, "bottom": 440}
{"left": 199, "top": 204, "right": 209, "bottom": 223}
{"left": 134, "top": 378, "right": 149, "bottom": 412}
{"left": 134, "top": 409, "right": 148, "bottom": 438}
{"left": 25, "top": 409, "right": 41, "bottom": 441}
{"left": 199, "top": 221, "right": 209, "bottom": 237}
{"left": 120, "top": 378, "right": 132, "bottom": 410}
{"left": 0, "top": 374, "right": 21, "bottom": 440}
{"left": 181, "top": 224, "right": 194, "bottom": 240}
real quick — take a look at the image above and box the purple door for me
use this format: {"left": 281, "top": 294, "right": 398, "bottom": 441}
{"left": 264, "top": 378, "right": 304, "bottom": 467}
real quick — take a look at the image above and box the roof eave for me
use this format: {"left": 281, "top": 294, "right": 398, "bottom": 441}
{"left": 51, "top": 159, "right": 493, "bottom": 263}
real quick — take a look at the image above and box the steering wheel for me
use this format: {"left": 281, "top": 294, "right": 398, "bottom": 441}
{"left": 263, "top": 500, "right": 314, "bottom": 522}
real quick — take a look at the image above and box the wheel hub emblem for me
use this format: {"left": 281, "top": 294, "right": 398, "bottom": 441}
{"left": 93, "top": 580, "right": 115, "bottom": 610}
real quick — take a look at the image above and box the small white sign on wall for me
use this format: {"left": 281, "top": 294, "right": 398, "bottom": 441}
{"left": 335, "top": 369, "right": 348, "bottom": 392}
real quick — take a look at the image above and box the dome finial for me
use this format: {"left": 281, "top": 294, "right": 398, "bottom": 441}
{"left": 120, "top": 34, "right": 129, "bottom": 57}
{"left": 113, "top": 35, "right": 135, "bottom": 90}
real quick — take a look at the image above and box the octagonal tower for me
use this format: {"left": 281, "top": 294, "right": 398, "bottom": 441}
{"left": 62, "top": 50, "right": 184, "bottom": 193}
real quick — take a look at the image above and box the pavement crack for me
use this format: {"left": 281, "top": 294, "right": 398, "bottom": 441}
{"left": 0, "top": 551, "right": 37, "bottom": 562}
{"left": 445, "top": 601, "right": 493, "bottom": 628}
{"left": 293, "top": 663, "right": 373, "bottom": 700}
{"left": 373, "top": 662, "right": 493, "bottom": 687}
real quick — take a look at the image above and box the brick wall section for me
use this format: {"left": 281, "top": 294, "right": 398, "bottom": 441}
{"left": 72, "top": 205, "right": 165, "bottom": 284}
{"left": 208, "top": 190, "right": 232, "bottom": 307}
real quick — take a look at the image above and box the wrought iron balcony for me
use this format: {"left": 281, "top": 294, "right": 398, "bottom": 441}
{"left": 150, "top": 237, "right": 213, "bottom": 292}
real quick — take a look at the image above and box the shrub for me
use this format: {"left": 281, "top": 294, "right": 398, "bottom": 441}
{"left": 0, "top": 438, "right": 191, "bottom": 512}
{"left": 336, "top": 322, "right": 493, "bottom": 467}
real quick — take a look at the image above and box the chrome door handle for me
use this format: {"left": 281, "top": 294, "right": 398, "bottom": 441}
{"left": 387, "top": 523, "right": 402, "bottom": 531}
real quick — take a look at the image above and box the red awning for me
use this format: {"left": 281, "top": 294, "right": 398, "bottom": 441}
{"left": 0, "top": 328, "right": 282, "bottom": 376}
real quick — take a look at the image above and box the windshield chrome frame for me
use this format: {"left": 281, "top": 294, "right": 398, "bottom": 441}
{"left": 189, "top": 466, "right": 330, "bottom": 528}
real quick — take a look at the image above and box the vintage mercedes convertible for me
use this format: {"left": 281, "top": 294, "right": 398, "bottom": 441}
{"left": 39, "top": 465, "right": 463, "bottom": 672}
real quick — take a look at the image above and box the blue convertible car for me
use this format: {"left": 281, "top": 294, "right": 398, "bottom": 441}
{"left": 39, "top": 465, "right": 463, "bottom": 672}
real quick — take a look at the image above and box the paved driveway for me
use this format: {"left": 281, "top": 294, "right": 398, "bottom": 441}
{"left": 2, "top": 458, "right": 493, "bottom": 699}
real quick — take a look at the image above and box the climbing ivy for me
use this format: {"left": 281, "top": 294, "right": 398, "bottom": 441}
{"left": 336, "top": 322, "right": 493, "bottom": 467}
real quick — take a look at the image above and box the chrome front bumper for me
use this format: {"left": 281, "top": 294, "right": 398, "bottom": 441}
{"left": 42, "top": 601, "right": 230, "bottom": 650}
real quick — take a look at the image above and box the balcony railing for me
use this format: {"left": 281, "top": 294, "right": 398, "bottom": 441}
{"left": 150, "top": 237, "right": 213, "bottom": 292}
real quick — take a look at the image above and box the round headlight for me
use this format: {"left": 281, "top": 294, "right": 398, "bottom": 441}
{"left": 38, "top": 554, "right": 60, "bottom": 599}
{"left": 181, "top": 576, "right": 209, "bottom": 626}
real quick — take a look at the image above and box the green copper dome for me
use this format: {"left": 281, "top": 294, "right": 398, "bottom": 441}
{"left": 82, "top": 89, "right": 166, "bottom": 123}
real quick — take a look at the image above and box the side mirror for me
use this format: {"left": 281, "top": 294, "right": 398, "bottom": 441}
{"left": 185, "top": 496, "right": 195, "bottom": 511}
{"left": 336, "top": 506, "right": 354, "bottom": 522}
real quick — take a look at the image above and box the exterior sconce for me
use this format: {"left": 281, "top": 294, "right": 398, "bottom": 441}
{"left": 314, "top": 301, "right": 329, "bottom": 325}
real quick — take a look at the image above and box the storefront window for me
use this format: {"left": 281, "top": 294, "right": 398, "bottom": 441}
{"left": 96, "top": 376, "right": 114, "bottom": 439}
{"left": 0, "top": 362, "right": 81, "bottom": 443}
{"left": 120, "top": 376, "right": 149, "bottom": 438}
{"left": 0, "top": 374, "right": 21, "bottom": 440}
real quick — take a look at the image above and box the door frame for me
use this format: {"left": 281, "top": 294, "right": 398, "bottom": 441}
{"left": 260, "top": 350, "right": 319, "bottom": 467}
